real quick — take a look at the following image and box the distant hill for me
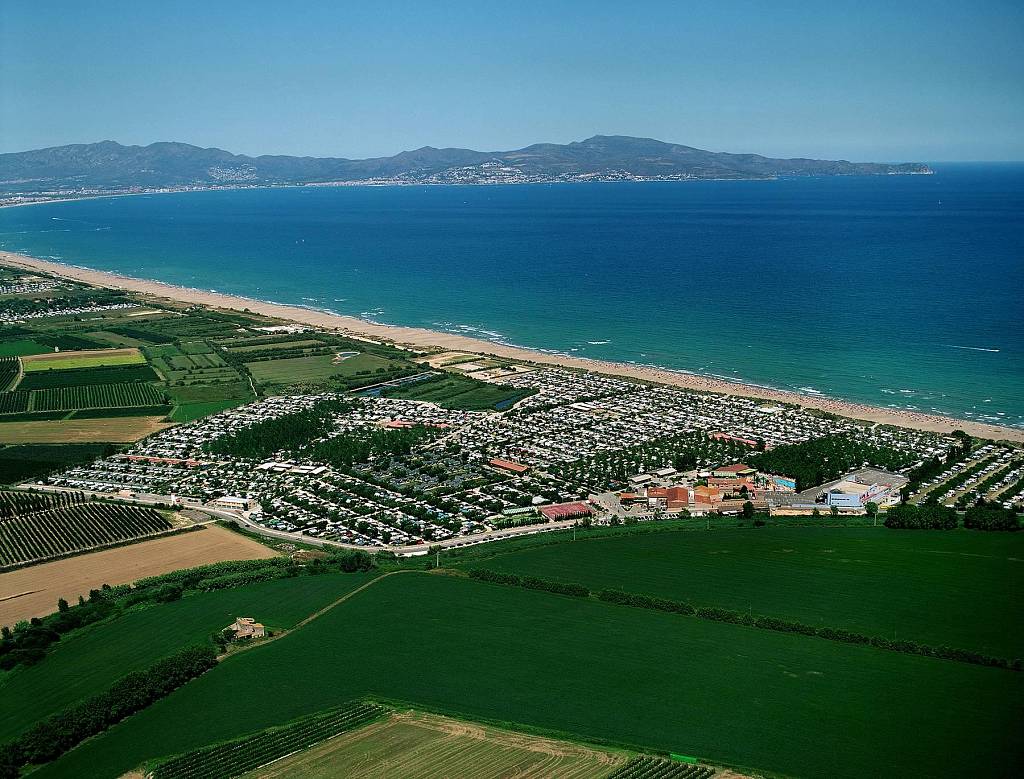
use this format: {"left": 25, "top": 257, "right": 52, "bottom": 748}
{"left": 0, "top": 135, "right": 932, "bottom": 194}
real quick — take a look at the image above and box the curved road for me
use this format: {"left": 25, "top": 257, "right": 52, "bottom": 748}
{"left": 21, "top": 484, "right": 580, "bottom": 556}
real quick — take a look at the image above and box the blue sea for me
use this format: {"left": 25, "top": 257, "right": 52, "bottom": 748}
{"left": 1, "top": 164, "right": 1022, "bottom": 428}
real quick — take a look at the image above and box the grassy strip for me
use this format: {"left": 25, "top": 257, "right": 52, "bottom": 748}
{"left": 467, "top": 569, "right": 1022, "bottom": 672}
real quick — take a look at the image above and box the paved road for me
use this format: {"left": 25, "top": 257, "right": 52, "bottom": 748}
{"left": 19, "top": 484, "right": 579, "bottom": 556}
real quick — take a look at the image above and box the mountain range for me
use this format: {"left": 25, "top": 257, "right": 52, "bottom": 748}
{"left": 0, "top": 135, "right": 932, "bottom": 194}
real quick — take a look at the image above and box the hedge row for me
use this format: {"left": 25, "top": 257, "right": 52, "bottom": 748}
{"left": 596, "top": 588, "right": 1020, "bottom": 671}
{"left": 467, "top": 568, "right": 590, "bottom": 598}
{"left": 463, "top": 572, "right": 1020, "bottom": 671}
{"left": 0, "top": 645, "right": 217, "bottom": 774}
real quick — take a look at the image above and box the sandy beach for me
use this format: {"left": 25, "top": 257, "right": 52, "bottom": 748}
{"left": 3, "top": 249, "right": 1022, "bottom": 443}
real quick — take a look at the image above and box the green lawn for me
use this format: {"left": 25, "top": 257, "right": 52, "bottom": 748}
{"left": 0, "top": 571, "right": 376, "bottom": 743}
{"left": 31, "top": 574, "right": 1023, "bottom": 779}
{"left": 453, "top": 527, "right": 1024, "bottom": 657}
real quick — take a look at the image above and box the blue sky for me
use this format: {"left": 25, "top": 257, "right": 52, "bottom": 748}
{"left": 2, "top": 1, "right": 1022, "bottom": 160}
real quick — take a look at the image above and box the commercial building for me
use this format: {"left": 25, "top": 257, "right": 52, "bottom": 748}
{"left": 539, "top": 502, "right": 593, "bottom": 521}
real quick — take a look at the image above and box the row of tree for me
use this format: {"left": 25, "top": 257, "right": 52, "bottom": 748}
{"left": 457, "top": 572, "right": 1019, "bottom": 671}
{"left": 884, "top": 503, "right": 958, "bottom": 530}
{"left": 0, "top": 645, "right": 217, "bottom": 775}
{"left": 594, "top": 588, "right": 1018, "bottom": 670}
{"left": 468, "top": 568, "right": 590, "bottom": 598}
{"left": 964, "top": 503, "right": 1021, "bottom": 531}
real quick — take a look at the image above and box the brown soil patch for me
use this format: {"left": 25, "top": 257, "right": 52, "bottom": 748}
{"left": 0, "top": 416, "right": 173, "bottom": 444}
{"left": 0, "top": 525, "right": 276, "bottom": 625}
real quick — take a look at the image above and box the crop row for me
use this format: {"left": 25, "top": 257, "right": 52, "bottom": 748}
{"left": 0, "top": 390, "right": 29, "bottom": 413}
{"left": 0, "top": 489, "right": 85, "bottom": 519}
{"left": 151, "top": 701, "right": 387, "bottom": 779}
{"left": 30, "top": 381, "right": 165, "bottom": 411}
{"left": 607, "top": 756, "right": 714, "bottom": 779}
{"left": 0, "top": 356, "right": 18, "bottom": 392}
{"left": 0, "top": 504, "right": 171, "bottom": 567}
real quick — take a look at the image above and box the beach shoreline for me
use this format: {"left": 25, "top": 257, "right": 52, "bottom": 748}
{"left": 2, "top": 249, "right": 1021, "bottom": 443}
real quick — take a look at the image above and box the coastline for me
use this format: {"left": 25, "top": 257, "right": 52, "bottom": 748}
{"left": 2, "top": 249, "right": 1022, "bottom": 443}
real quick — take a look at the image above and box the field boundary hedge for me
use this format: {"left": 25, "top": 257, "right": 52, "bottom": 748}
{"left": 466, "top": 569, "right": 1021, "bottom": 672}
{"left": 0, "top": 645, "right": 217, "bottom": 775}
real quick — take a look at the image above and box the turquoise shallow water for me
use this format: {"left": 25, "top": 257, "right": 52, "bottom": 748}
{"left": 1, "top": 163, "right": 1022, "bottom": 427}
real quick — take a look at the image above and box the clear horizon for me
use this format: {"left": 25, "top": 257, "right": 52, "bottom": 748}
{"left": 2, "top": 1, "right": 1023, "bottom": 162}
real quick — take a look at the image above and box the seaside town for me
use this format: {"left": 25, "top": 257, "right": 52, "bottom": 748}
{"left": 0, "top": 257, "right": 1019, "bottom": 563}
{"left": 31, "top": 363, "right": 1022, "bottom": 554}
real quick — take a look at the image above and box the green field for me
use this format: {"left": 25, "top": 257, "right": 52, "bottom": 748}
{"left": 168, "top": 398, "right": 250, "bottom": 422}
{"left": 30, "top": 573, "right": 1023, "bottom": 779}
{"left": 382, "top": 373, "right": 534, "bottom": 410}
{"left": 0, "top": 442, "right": 113, "bottom": 484}
{"left": 0, "top": 340, "right": 50, "bottom": 357}
{"left": 15, "top": 364, "right": 160, "bottom": 390}
{"left": 245, "top": 352, "right": 392, "bottom": 385}
{"left": 454, "top": 527, "right": 1024, "bottom": 656}
{"left": 0, "top": 571, "right": 376, "bottom": 743}
{"left": 22, "top": 349, "right": 145, "bottom": 372}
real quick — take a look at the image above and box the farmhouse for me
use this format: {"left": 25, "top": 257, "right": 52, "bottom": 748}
{"left": 226, "top": 617, "right": 266, "bottom": 640}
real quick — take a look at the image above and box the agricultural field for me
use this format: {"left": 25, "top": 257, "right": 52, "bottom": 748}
{"left": 0, "top": 340, "right": 52, "bottom": 358}
{"left": 30, "top": 382, "right": 166, "bottom": 412}
{"left": 0, "top": 523, "right": 276, "bottom": 625}
{"left": 20, "top": 347, "right": 146, "bottom": 372}
{"left": 242, "top": 710, "right": 627, "bottom": 779}
{"left": 146, "top": 341, "right": 242, "bottom": 385}
{"left": 0, "top": 357, "right": 20, "bottom": 391}
{"left": 245, "top": 351, "right": 395, "bottom": 386}
{"left": 0, "top": 502, "right": 172, "bottom": 567}
{"left": 0, "top": 416, "right": 172, "bottom": 443}
{"left": 0, "top": 443, "right": 113, "bottom": 484}
{"left": 0, "top": 571, "right": 378, "bottom": 744}
{"left": 30, "top": 573, "right": 1023, "bottom": 779}
{"left": 454, "top": 527, "right": 1024, "bottom": 656}
{"left": 382, "top": 372, "right": 535, "bottom": 411}
{"left": 152, "top": 701, "right": 388, "bottom": 779}
{"left": 15, "top": 363, "right": 160, "bottom": 390}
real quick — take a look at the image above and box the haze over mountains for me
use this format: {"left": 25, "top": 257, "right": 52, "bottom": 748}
{"left": 0, "top": 135, "right": 931, "bottom": 194}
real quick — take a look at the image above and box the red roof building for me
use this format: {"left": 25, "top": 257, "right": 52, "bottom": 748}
{"left": 539, "top": 502, "right": 593, "bottom": 521}
{"left": 489, "top": 458, "right": 529, "bottom": 474}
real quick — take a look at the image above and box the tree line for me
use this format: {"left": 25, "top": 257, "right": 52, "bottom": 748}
{"left": 467, "top": 568, "right": 590, "bottom": 598}
{"left": 884, "top": 502, "right": 958, "bottom": 530}
{"left": 595, "top": 588, "right": 1018, "bottom": 670}
{"left": 464, "top": 569, "right": 1019, "bottom": 672}
{"left": 0, "top": 645, "right": 217, "bottom": 777}
{"left": 964, "top": 503, "right": 1021, "bottom": 531}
